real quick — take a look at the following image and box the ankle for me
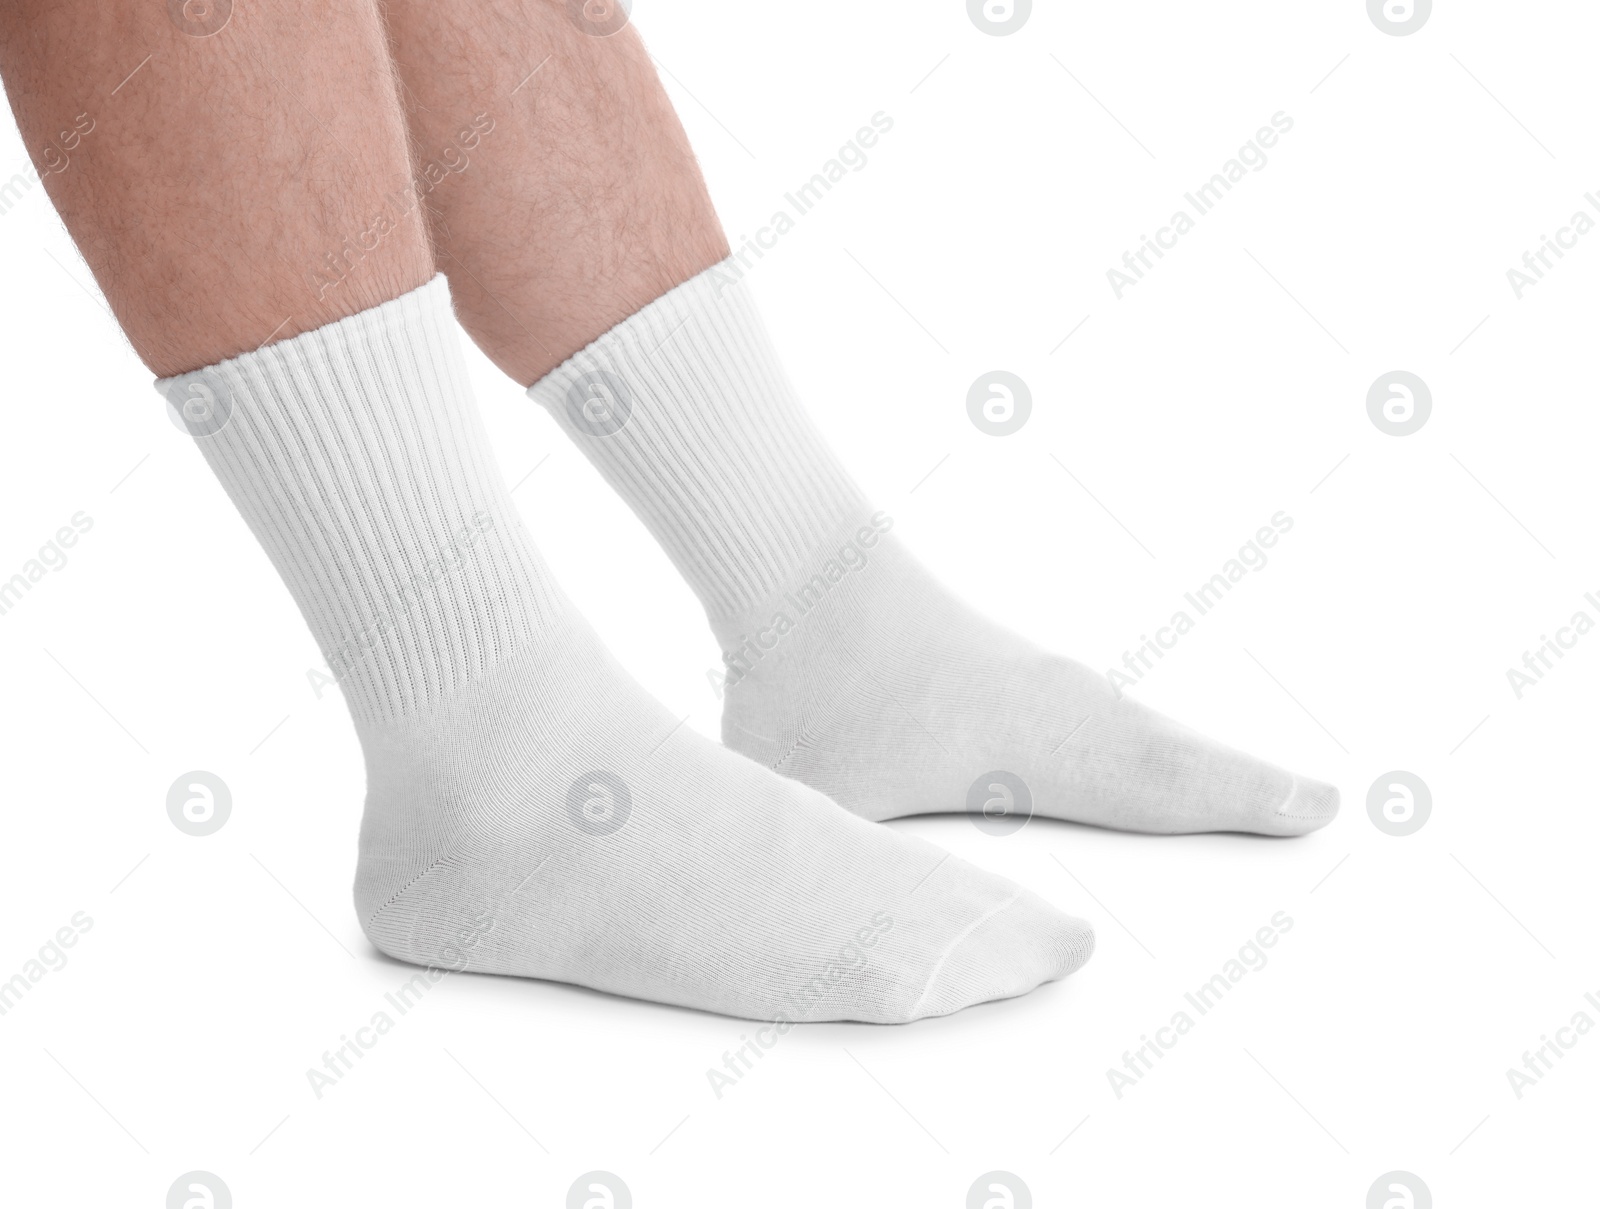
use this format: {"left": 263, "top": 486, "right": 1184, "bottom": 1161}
{"left": 352, "top": 612, "right": 631, "bottom": 927}
{"left": 715, "top": 514, "right": 933, "bottom": 763}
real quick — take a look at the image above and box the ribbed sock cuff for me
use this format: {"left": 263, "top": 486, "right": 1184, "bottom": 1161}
{"left": 527, "top": 260, "right": 870, "bottom": 623}
{"left": 159, "top": 277, "right": 566, "bottom": 723}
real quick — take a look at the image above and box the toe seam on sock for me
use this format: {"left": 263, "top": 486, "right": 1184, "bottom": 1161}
{"left": 907, "top": 888, "right": 1024, "bottom": 1020}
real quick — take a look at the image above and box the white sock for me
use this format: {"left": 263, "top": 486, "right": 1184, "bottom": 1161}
{"left": 162, "top": 277, "right": 1091, "bottom": 1021}
{"left": 529, "top": 264, "right": 1340, "bottom": 836}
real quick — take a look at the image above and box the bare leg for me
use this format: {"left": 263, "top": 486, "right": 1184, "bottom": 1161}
{"left": 377, "top": 0, "right": 726, "bottom": 384}
{"left": 0, "top": 0, "right": 431, "bottom": 375}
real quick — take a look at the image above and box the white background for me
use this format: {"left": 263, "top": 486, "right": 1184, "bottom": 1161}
{"left": 0, "top": 1, "right": 1594, "bottom": 1204}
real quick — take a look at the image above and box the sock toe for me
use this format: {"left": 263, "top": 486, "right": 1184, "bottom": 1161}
{"left": 907, "top": 892, "right": 1094, "bottom": 1021}
{"left": 1265, "top": 775, "right": 1341, "bottom": 835}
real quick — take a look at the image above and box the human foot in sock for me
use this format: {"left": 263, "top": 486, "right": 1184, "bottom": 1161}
{"left": 354, "top": 606, "right": 1093, "bottom": 1021}
{"left": 529, "top": 265, "right": 1339, "bottom": 837}
{"left": 166, "top": 280, "right": 1091, "bottom": 1021}
{"left": 710, "top": 527, "right": 1340, "bottom": 837}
